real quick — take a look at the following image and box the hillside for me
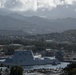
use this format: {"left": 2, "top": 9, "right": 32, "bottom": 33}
{"left": 0, "top": 29, "right": 28, "bottom": 36}
{"left": 9, "top": 13, "right": 76, "bottom": 34}
{"left": 31, "top": 29, "right": 76, "bottom": 43}
{"left": 0, "top": 14, "right": 76, "bottom": 34}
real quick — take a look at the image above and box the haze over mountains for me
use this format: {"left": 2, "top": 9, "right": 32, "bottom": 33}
{"left": 0, "top": 13, "right": 76, "bottom": 34}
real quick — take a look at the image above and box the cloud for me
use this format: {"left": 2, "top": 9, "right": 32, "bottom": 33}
{"left": 64, "top": 0, "right": 76, "bottom": 4}
{"left": 0, "top": 0, "right": 76, "bottom": 19}
{"left": 0, "top": 0, "right": 76, "bottom": 12}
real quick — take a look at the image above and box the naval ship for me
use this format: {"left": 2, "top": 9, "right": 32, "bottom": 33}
{"left": 4, "top": 50, "right": 60, "bottom": 66}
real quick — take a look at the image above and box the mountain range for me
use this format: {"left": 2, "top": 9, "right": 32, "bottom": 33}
{"left": 0, "top": 13, "right": 76, "bottom": 34}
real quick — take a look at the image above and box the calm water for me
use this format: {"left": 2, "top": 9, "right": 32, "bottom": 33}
{"left": 24, "top": 62, "right": 69, "bottom": 70}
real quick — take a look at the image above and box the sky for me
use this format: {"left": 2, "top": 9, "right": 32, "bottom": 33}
{"left": 0, "top": 0, "right": 76, "bottom": 18}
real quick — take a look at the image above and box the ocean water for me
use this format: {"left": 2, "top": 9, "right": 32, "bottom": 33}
{"left": 24, "top": 62, "right": 70, "bottom": 70}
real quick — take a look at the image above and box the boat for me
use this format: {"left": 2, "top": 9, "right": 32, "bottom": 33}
{"left": 4, "top": 50, "right": 60, "bottom": 66}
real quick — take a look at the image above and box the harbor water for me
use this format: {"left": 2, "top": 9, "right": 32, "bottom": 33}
{"left": 24, "top": 62, "right": 69, "bottom": 70}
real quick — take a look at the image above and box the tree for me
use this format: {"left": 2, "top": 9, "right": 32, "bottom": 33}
{"left": 5, "top": 68, "right": 9, "bottom": 75}
{"left": 10, "top": 66, "right": 23, "bottom": 75}
{"left": 0, "top": 69, "right": 2, "bottom": 75}
{"left": 61, "top": 63, "right": 76, "bottom": 75}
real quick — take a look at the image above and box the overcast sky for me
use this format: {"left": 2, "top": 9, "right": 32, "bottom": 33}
{"left": 0, "top": 0, "right": 76, "bottom": 18}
